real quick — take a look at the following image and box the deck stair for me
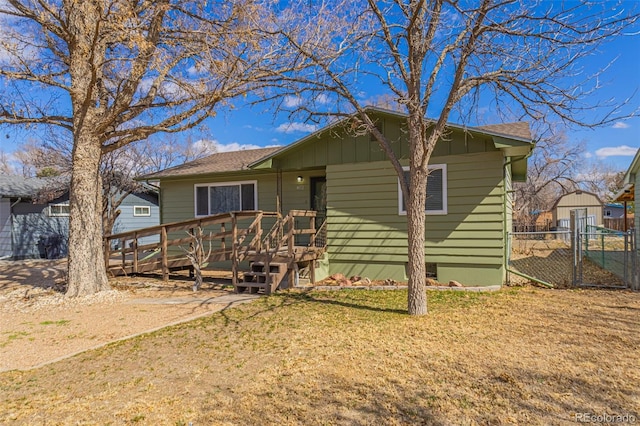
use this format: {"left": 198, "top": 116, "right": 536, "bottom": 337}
{"left": 237, "top": 261, "right": 289, "bottom": 295}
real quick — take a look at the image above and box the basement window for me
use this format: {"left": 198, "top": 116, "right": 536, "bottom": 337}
{"left": 398, "top": 164, "right": 448, "bottom": 215}
{"left": 404, "top": 262, "right": 438, "bottom": 280}
{"left": 195, "top": 181, "right": 257, "bottom": 217}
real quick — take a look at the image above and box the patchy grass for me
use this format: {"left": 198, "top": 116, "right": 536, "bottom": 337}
{"left": 38, "top": 320, "right": 70, "bottom": 326}
{"left": 0, "top": 332, "right": 30, "bottom": 348}
{"left": 1, "top": 287, "right": 639, "bottom": 425}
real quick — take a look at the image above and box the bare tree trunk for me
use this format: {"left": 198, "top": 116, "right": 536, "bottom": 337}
{"left": 66, "top": 132, "right": 110, "bottom": 297}
{"left": 406, "top": 113, "right": 428, "bottom": 316}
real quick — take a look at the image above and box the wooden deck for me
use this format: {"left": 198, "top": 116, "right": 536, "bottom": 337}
{"left": 104, "top": 210, "right": 326, "bottom": 293}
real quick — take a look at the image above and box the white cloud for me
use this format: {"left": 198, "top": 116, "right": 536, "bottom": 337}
{"left": 595, "top": 145, "right": 639, "bottom": 158}
{"left": 192, "top": 139, "right": 281, "bottom": 154}
{"left": 270, "top": 138, "right": 279, "bottom": 143}
{"left": 283, "top": 96, "right": 302, "bottom": 108}
{"left": 612, "top": 121, "right": 630, "bottom": 129}
{"left": 584, "top": 152, "right": 593, "bottom": 159}
{"left": 275, "top": 122, "right": 318, "bottom": 134}
{"left": 316, "top": 93, "right": 330, "bottom": 104}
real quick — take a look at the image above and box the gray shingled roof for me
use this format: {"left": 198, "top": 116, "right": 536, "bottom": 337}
{"left": 0, "top": 176, "right": 54, "bottom": 198}
{"left": 139, "top": 147, "right": 281, "bottom": 180}
{"left": 476, "top": 122, "right": 531, "bottom": 140}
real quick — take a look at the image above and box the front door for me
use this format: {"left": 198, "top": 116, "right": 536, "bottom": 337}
{"left": 310, "top": 177, "right": 327, "bottom": 227}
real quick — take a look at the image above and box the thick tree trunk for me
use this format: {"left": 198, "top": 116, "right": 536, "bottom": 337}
{"left": 406, "top": 114, "right": 428, "bottom": 316}
{"left": 66, "top": 132, "right": 110, "bottom": 297}
{"left": 406, "top": 167, "right": 428, "bottom": 316}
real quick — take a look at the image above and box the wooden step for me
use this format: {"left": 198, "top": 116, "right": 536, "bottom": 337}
{"left": 243, "top": 271, "right": 282, "bottom": 283}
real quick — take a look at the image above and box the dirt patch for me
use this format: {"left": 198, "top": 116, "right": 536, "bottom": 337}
{"left": 0, "top": 260, "right": 238, "bottom": 371}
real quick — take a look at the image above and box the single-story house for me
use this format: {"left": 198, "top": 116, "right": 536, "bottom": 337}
{"left": 614, "top": 148, "right": 639, "bottom": 238}
{"left": 603, "top": 203, "right": 628, "bottom": 219}
{"left": 141, "top": 107, "right": 533, "bottom": 286}
{"left": 552, "top": 190, "right": 603, "bottom": 229}
{"left": 0, "top": 175, "right": 159, "bottom": 259}
{"left": 0, "top": 176, "right": 69, "bottom": 259}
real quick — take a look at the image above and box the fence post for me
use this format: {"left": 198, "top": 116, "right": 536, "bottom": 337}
{"left": 632, "top": 230, "right": 638, "bottom": 291}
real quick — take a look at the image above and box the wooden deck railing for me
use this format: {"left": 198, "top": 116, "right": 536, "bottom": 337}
{"left": 103, "top": 210, "right": 324, "bottom": 282}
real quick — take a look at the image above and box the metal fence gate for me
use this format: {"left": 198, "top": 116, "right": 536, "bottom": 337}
{"left": 508, "top": 209, "right": 639, "bottom": 290}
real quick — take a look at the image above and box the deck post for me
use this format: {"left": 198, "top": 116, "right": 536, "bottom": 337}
{"left": 133, "top": 232, "right": 138, "bottom": 274}
{"left": 121, "top": 238, "right": 126, "bottom": 268}
{"left": 161, "top": 226, "right": 169, "bottom": 281}
{"left": 310, "top": 259, "right": 316, "bottom": 284}
{"left": 256, "top": 213, "right": 262, "bottom": 253}
{"left": 104, "top": 238, "right": 110, "bottom": 272}
{"left": 221, "top": 222, "right": 226, "bottom": 256}
{"left": 288, "top": 214, "right": 295, "bottom": 288}
{"left": 231, "top": 214, "right": 238, "bottom": 288}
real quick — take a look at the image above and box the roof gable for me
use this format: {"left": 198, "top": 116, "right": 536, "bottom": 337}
{"left": 250, "top": 107, "right": 533, "bottom": 169}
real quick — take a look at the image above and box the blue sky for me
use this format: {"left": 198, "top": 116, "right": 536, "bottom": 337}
{"left": 1, "top": 1, "right": 638, "bottom": 173}
{"left": 168, "top": 10, "right": 640, "bottom": 172}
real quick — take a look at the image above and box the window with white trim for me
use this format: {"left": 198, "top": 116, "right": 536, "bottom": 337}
{"left": 133, "top": 206, "right": 151, "bottom": 217}
{"left": 194, "top": 181, "right": 257, "bottom": 217}
{"left": 48, "top": 203, "right": 70, "bottom": 217}
{"left": 398, "top": 164, "right": 447, "bottom": 215}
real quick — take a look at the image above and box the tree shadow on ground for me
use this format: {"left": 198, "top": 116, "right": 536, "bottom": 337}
{"left": 0, "top": 259, "right": 67, "bottom": 292}
{"left": 280, "top": 290, "right": 408, "bottom": 315}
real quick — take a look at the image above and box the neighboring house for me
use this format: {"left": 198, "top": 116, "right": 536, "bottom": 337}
{"left": 603, "top": 203, "right": 628, "bottom": 219}
{"left": 615, "top": 149, "right": 639, "bottom": 239}
{"left": 142, "top": 107, "right": 533, "bottom": 286}
{"left": 552, "top": 190, "right": 603, "bottom": 229}
{"left": 0, "top": 176, "right": 69, "bottom": 259}
{"left": 109, "top": 188, "right": 160, "bottom": 246}
{"left": 0, "top": 175, "right": 159, "bottom": 259}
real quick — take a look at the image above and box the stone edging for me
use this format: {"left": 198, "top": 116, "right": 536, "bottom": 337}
{"left": 301, "top": 285, "right": 502, "bottom": 292}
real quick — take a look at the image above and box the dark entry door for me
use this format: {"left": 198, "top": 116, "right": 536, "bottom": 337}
{"left": 310, "top": 177, "right": 327, "bottom": 227}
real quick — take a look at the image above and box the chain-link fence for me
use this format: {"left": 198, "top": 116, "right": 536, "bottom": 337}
{"left": 578, "top": 227, "right": 637, "bottom": 289}
{"left": 508, "top": 231, "right": 574, "bottom": 287}
{"left": 508, "top": 227, "right": 639, "bottom": 290}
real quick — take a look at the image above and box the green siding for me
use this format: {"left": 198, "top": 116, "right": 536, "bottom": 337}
{"left": 154, "top": 112, "right": 527, "bottom": 286}
{"left": 635, "top": 172, "right": 639, "bottom": 237}
{"left": 273, "top": 116, "right": 497, "bottom": 170}
{"left": 160, "top": 170, "right": 324, "bottom": 225}
{"left": 325, "top": 151, "right": 506, "bottom": 285}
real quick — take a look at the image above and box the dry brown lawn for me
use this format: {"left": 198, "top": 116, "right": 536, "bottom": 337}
{"left": 1, "top": 286, "right": 639, "bottom": 425}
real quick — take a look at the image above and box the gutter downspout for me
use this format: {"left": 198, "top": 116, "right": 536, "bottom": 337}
{"left": 143, "top": 181, "right": 162, "bottom": 224}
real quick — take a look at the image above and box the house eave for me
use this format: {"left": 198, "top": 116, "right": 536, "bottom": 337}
{"left": 614, "top": 183, "right": 635, "bottom": 202}
{"left": 248, "top": 106, "right": 533, "bottom": 170}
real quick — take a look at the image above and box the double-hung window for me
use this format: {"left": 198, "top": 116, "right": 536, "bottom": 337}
{"left": 195, "top": 181, "right": 257, "bottom": 217}
{"left": 133, "top": 206, "right": 151, "bottom": 217}
{"left": 398, "top": 164, "right": 447, "bottom": 215}
{"left": 48, "top": 203, "right": 70, "bottom": 217}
